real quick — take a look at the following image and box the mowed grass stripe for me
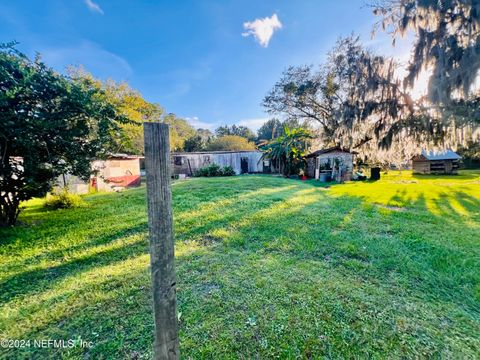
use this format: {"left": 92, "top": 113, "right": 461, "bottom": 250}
{"left": 0, "top": 171, "right": 479, "bottom": 358}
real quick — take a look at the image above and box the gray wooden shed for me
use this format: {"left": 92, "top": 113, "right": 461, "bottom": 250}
{"left": 412, "top": 149, "right": 461, "bottom": 174}
{"left": 306, "top": 147, "right": 355, "bottom": 182}
{"left": 171, "top": 151, "right": 267, "bottom": 176}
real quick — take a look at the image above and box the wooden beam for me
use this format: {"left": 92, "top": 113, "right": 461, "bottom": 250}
{"left": 144, "top": 122, "right": 179, "bottom": 360}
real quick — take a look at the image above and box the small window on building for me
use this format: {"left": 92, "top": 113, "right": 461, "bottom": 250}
{"left": 263, "top": 160, "right": 270, "bottom": 167}
{"left": 174, "top": 156, "right": 184, "bottom": 165}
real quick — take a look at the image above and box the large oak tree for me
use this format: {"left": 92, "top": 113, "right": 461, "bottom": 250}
{"left": 264, "top": 35, "right": 479, "bottom": 164}
{"left": 0, "top": 44, "right": 128, "bottom": 226}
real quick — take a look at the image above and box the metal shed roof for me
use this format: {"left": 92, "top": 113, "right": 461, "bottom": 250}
{"left": 421, "top": 149, "right": 461, "bottom": 161}
{"left": 305, "top": 147, "right": 357, "bottom": 158}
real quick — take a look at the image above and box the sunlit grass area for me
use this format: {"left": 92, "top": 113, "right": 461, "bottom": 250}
{"left": 1, "top": 171, "right": 479, "bottom": 358}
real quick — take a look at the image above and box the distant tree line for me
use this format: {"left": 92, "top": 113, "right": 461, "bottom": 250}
{"left": 60, "top": 71, "right": 320, "bottom": 155}
{"left": 181, "top": 119, "right": 315, "bottom": 153}
{"left": 68, "top": 68, "right": 200, "bottom": 154}
{"left": 182, "top": 126, "right": 257, "bottom": 152}
{"left": 69, "top": 70, "right": 264, "bottom": 154}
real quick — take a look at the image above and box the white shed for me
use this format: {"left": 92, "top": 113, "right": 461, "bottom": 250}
{"left": 171, "top": 151, "right": 266, "bottom": 176}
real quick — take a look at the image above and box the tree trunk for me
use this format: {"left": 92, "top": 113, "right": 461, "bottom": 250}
{"left": 0, "top": 194, "right": 20, "bottom": 227}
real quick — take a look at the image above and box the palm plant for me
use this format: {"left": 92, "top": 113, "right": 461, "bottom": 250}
{"left": 260, "top": 126, "right": 314, "bottom": 176}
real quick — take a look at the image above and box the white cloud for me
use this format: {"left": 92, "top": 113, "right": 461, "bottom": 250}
{"left": 85, "top": 0, "right": 104, "bottom": 15}
{"left": 185, "top": 117, "right": 218, "bottom": 131}
{"left": 242, "top": 13, "right": 282, "bottom": 47}
{"left": 238, "top": 117, "right": 268, "bottom": 131}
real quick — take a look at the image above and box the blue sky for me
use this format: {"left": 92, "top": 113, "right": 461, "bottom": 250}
{"left": 0, "top": 1, "right": 411, "bottom": 131}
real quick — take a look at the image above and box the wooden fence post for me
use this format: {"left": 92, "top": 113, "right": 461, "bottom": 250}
{"left": 144, "top": 122, "right": 179, "bottom": 360}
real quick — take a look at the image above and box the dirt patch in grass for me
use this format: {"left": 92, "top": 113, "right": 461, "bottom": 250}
{"left": 375, "top": 203, "right": 408, "bottom": 212}
{"left": 198, "top": 234, "right": 223, "bottom": 245}
{"left": 394, "top": 180, "right": 418, "bottom": 184}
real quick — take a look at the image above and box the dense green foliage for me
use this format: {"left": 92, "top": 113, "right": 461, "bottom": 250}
{"left": 205, "top": 135, "right": 256, "bottom": 151}
{"left": 183, "top": 129, "right": 214, "bottom": 152}
{"left": 0, "top": 172, "right": 479, "bottom": 358}
{"left": 458, "top": 141, "right": 480, "bottom": 168}
{"left": 257, "top": 118, "right": 312, "bottom": 142}
{"left": 0, "top": 44, "right": 128, "bottom": 226}
{"left": 162, "top": 114, "right": 197, "bottom": 152}
{"left": 69, "top": 69, "right": 198, "bottom": 154}
{"left": 220, "top": 165, "right": 236, "bottom": 176}
{"left": 215, "top": 124, "right": 256, "bottom": 141}
{"left": 183, "top": 134, "right": 208, "bottom": 152}
{"left": 193, "top": 164, "right": 235, "bottom": 177}
{"left": 44, "top": 190, "right": 85, "bottom": 210}
{"left": 261, "top": 127, "right": 313, "bottom": 176}
{"left": 257, "top": 118, "right": 283, "bottom": 141}
{"left": 69, "top": 68, "right": 162, "bottom": 155}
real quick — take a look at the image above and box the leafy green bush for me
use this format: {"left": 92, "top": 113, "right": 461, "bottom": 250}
{"left": 194, "top": 164, "right": 236, "bottom": 177}
{"left": 44, "top": 189, "right": 85, "bottom": 210}
{"left": 194, "top": 163, "right": 221, "bottom": 177}
{"left": 220, "top": 165, "right": 235, "bottom": 176}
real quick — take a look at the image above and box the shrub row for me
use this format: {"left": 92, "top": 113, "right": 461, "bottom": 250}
{"left": 193, "top": 164, "right": 236, "bottom": 177}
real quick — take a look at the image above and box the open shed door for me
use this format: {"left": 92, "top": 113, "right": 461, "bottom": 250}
{"left": 241, "top": 157, "right": 249, "bottom": 174}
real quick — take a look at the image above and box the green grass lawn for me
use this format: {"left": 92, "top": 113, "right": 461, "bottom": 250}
{"left": 1, "top": 171, "right": 479, "bottom": 359}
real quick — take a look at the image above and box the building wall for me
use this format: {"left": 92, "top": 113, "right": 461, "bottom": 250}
{"left": 99, "top": 159, "right": 140, "bottom": 178}
{"left": 317, "top": 151, "right": 354, "bottom": 165}
{"left": 92, "top": 158, "right": 141, "bottom": 192}
{"left": 412, "top": 160, "right": 430, "bottom": 174}
{"left": 306, "top": 151, "right": 354, "bottom": 180}
{"left": 171, "top": 151, "right": 264, "bottom": 175}
{"left": 412, "top": 159, "right": 459, "bottom": 174}
{"left": 54, "top": 174, "right": 89, "bottom": 194}
{"left": 52, "top": 158, "right": 143, "bottom": 194}
{"left": 318, "top": 151, "right": 354, "bottom": 181}
{"left": 306, "top": 157, "right": 316, "bottom": 178}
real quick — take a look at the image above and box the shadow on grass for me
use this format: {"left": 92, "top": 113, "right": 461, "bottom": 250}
{"left": 1, "top": 175, "right": 479, "bottom": 358}
{"left": 0, "top": 224, "right": 148, "bottom": 306}
{"left": 0, "top": 178, "right": 305, "bottom": 305}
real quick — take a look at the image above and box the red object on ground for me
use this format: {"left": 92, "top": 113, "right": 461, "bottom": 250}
{"left": 301, "top": 175, "right": 307, "bottom": 181}
{"left": 106, "top": 175, "right": 141, "bottom": 188}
